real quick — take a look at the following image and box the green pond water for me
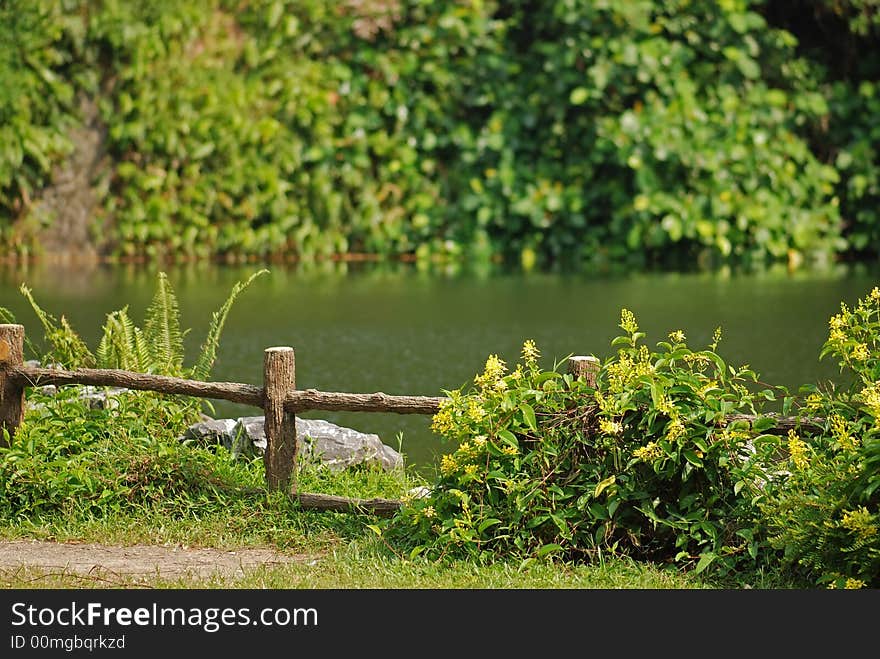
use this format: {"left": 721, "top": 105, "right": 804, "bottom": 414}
{"left": 1, "top": 261, "right": 877, "bottom": 473}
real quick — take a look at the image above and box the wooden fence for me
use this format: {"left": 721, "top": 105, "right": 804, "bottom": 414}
{"left": 0, "top": 323, "right": 812, "bottom": 516}
{"left": 0, "top": 323, "right": 601, "bottom": 515}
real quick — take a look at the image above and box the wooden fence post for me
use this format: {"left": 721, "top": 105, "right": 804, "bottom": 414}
{"left": 263, "top": 347, "right": 297, "bottom": 492}
{"left": 0, "top": 324, "right": 25, "bottom": 447}
{"left": 568, "top": 355, "right": 600, "bottom": 388}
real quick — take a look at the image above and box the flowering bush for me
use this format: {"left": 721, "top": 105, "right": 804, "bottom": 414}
{"left": 756, "top": 287, "right": 880, "bottom": 588}
{"left": 386, "top": 314, "right": 781, "bottom": 576}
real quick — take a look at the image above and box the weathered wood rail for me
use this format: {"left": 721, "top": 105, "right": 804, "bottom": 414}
{"left": 0, "top": 324, "right": 820, "bottom": 516}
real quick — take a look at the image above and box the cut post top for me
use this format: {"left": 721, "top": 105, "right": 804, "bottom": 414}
{"left": 264, "top": 346, "right": 295, "bottom": 352}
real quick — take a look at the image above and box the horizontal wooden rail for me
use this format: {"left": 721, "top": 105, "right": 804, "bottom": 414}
{"left": 10, "top": 365, "right": 263, "bottom": 406}
{"left": 8, "top": 365, "right": 446, "bottom": 414}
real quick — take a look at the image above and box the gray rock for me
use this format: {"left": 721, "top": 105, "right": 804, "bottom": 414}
{"left": 407, "top": 486, "right": 432, "bottom": 500}
{"left": 229, "top": 416, "right": 403, "bottom": 472}
{"left": 78, "top": 385, "right": 129, "bottom": 410}
{"left": 181, "top": 418, "right": 239, "bottom": 447}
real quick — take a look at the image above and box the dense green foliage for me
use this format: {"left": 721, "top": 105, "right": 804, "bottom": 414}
{"left": 1, "top": 0, "right": 879, "bottom": 266}
{"left": 756, "top": 287, "right": 880, "bottom": 588}
{"left": 386, "top": 322, "right": 781, "bottom": 577}
{"left": 386, "top": 290, "right": 880, "bottom": 587}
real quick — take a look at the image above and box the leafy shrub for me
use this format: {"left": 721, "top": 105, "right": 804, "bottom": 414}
{"left": 387, "top": 316, "right": 781, "bottom": 576}
{"left": 756, "top": 287, "right": 880, "bottom": 588}
{"left": 5, "top": 0, "right": 879, "bottom": 265}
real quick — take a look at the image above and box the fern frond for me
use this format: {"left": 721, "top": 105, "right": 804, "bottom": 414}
{"left": 133, "top": 326, "right": 152, "bottom": 372}
{"left": 19, "top": 285, "right": 94, "bottom": 367}
{"left": 144, "top": 272, "right": 184, "bottom": 376}
{"left": 191, "top": 269, "right": 268, "bottom": 380}
{"left": 98, "top": 307, "right": 142, "bottom": 370}
{"left": 19, "top": 284, "right": 59, "bottom": 338}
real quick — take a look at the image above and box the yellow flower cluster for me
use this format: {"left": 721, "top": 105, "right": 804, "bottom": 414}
{"left": 599, "top": 418, "right": 624, "bottom": 435}
{"left": 830, "top": 414, "right": 858, "bottom": 452}
{"left": 423, "top": 506, "right": 436, "bottom": 519}
{"left": 787, "top": 429, "right": 809, "bottom": 470}
{"left": 619, "top": 308, "right": 639, "bottom": 335}
{"left": 860, "top": 382, "right": 880, "bottom": 423}
{"left": 665, "top": 418, "right": 686, "bottom": 443}
{"left": 805, "top": 392, "right": 823, "bottom": 412}
{"left": 841, "top": 507, "right": 877, "bottom": 541}
{"left": 464, "top": 464, "right": 479, "bottom": 478}
{"left": 871, "top": 286, "right": 880, "bottom": 302}
{"left": 606, "top": 345, "right": 653, "bottom": 393}
{"left": 467, "top": 399, "right": 486, "bottom": 422}
{"left": 851, "top": 343, "right": 870, "bottom": 362}
{"left": 697, "top": 380, "right": 718, "bottom": 398}
{"left": 521, "top": 339, "right": 540, "bottom": 366}
{"left": 440, "top": 453, "right": 458, "bottom": 475}
{"left": 501, "top": 444, "right": 518, "bottom": 456}
{"left": 668, "top": 330, "right": 686, "bottom": 344}
{"left": 475, "top": 354, "right": 507, "bottom": 391}
{"left": 845, "top": 578, "right": 866, "bottom": 590}
{"left": 828, "top": 305, "right": 849, "bottom": 343}
{"left": 632, "top": 441, "right": 663, "bottom": 461}
{"left": 431, "top": 401, "right": 455, "bottom": 435}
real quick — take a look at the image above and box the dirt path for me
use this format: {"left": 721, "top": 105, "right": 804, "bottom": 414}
{"left": 0, "top": 539, "right": 313, "bottom": 584}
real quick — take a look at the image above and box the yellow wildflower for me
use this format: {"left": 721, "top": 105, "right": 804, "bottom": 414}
{"left": 467, "top": 399, "right": 486, "bottom": 422}
{"left": 423, "top": 506, "right": 436, "bottom": 519}
{"left": 841, "top": 507, "right": 877, "bottom": 541}
{"left": 845, "top": 578, "right": 866, "bottom": 590}
{"left": 851, "top": 343, "right": 870, "bottom": 362}
{"left": 668, "top": 330, "right": 686, "bottom": 344}
{"left": 464, "top": 464, "right": 479, "bottom": 477}
{"left": 599, "top": 418, "right": 624, "bottom": 435}
{"left": 440, "top": 454, "right": 457, "bottom": 475}
{"left": 475, "top": 354, "right": 507, "bottom": 390}
{"left": 831, "top": 414, "right": 858, "bottom": 451}
{"left": 805, "top": 393, "right": 823, "bottom": 412}
{"left": 431, "top": 402, "right": 455, "bottom": 435}
{"left": 521, "top": 339, "right": 540, "bottom": 367}
{"left": 871, "top": 286, "right": 880, "bottom": 302}
{"left": 632, "top": 441, "right": 663, "bottom": 461}
{"left": 787, "top": 429, "right": 809, "bottom": 470}
{"left": 619, "top": 308, "right": 639, "bottom": 335}
{"left": 501, "top": 444, "right": 518, "bottom": 456}
{"left": 665, "top": 418, "right": 685, "bottom": 443}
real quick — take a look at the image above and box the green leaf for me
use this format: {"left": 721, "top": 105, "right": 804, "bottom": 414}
{"left": 594, "top": 475, "right": 616, "bottom": 498}
{"left": 569, "top": 87, "right": 589, "bottom": 105}
{"left": 694, "top": 552, "right": 716, "bottom": 574}
{"left": 683, "top": 450, "right": 703, "bottom": 467}
{"left": 519, "top": 402, "right": 537, "bottom": 431}
{"left": 751, "top": 416, "right": 777, "bottom": 432}
{"left": 497, "top": 429, "right": 518, "bottom": 447}
{"left": 478, "top": 518, "right": 502, "bottom": 534}
{"left": 536, "top": 543, "right": 562, "bottom": 558}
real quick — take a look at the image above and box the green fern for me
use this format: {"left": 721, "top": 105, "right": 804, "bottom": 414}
{"left": 97, "top": 307, "right": 151, "bottom": 372}
{"left": 15, "top": 270, "right": 266, "bottom": 380}
{"left": 143, "top": 272, "right": 185, "bottom": 376}
{"left": 19, "top": 285, "right": 95, "bottom": 368}
{"left": 191, "top": 269, "right": 268, "bottom": 380}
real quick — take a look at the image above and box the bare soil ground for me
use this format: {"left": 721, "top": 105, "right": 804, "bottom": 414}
{"left": 0, "top": 539, "right": 312, "bottom": 584}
